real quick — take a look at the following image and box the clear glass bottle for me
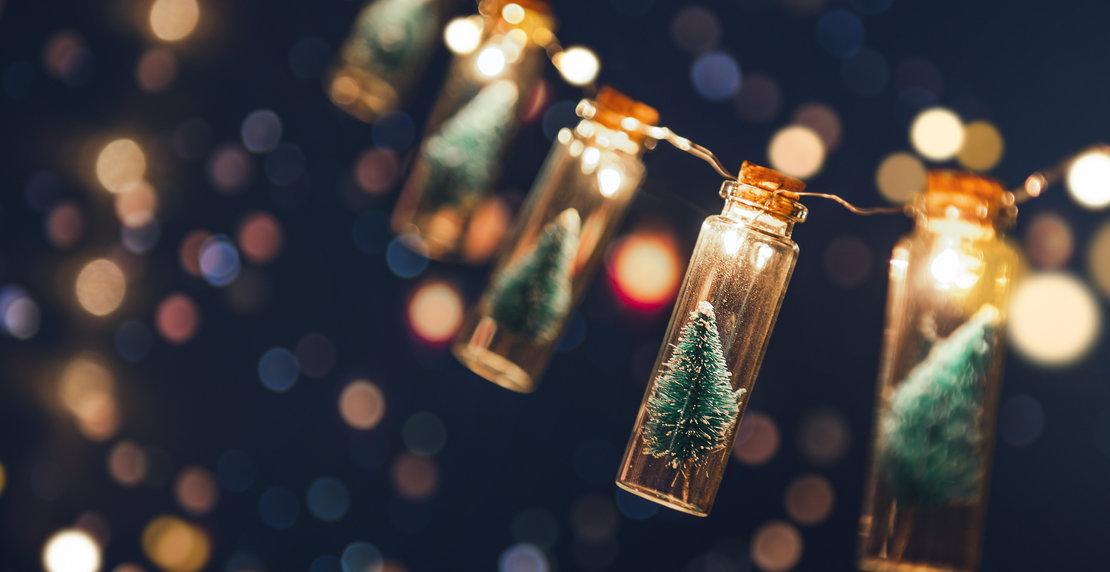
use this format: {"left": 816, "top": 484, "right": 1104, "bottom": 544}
{"left": 452, "top": 87, "right": 658, "bottom": 393}
{"left": 616, "top": 162, "right": 808, "bottom": 516}
{"left": 859, "top": 171, "right": 1021, "bottom": 572}
{"left": 327, "top": 0, "right": 455, "bottom": 122}
{"left": 392, "top": 0, "right": 555, "bottom": 261}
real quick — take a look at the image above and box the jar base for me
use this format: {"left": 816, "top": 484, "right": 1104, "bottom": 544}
{"left": 858, "top": 557, "right": 968, "bottom": 572}
{"left": 452, "top": 343, "right": 536, "bottom": 394}
{"left": 615, "top": 479, "right": 709, "bottom": 517}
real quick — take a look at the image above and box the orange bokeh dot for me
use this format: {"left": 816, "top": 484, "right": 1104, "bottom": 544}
{"left": 751, "top": 521, "right": 803, "bottom": 572}
{"left": 732, "top": 412, "right": 780, "bottom": 466}
{"left": 115, "top": 181, "right": 158, "bottom": 228}
{"left": 236, "top": 212, "right": 283, "bottom": 264}
{"left": 607, "top": 233, "right": 682, "bottom": 310}
{"left": 156, "top": 293, "right": 200, "bottom": 344}
{"left": 784, "top": 474, "right": 835, "bottom": 525}
{"left": 136, "top": 48, "right": 177, "bottom": 93}
{"left": 406, "top": 281, "right": 464, "bottom": 344}
{"left": 392, "top": 453, "right": 439, "bottom": 501}
{"left": 462, "top": 196, "right": 511, "bottom": 264}
{"left": 339, "top": 380, "right": 386, "bottom": 430}
{"left": 107, "top": 440, "right": 148, "bottom": 487}
{"left": 46, "top": 201, "right": 84, "bottom": 249}
{"left": 174, "top": 466, "right": 218, "bottom": 516}
{"left": 179, "top": 230, "right": 210, "bottom": 277}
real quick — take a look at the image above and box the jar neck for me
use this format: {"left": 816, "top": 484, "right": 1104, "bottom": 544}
{"left": 720, "top": 199, "right": 796, "bottom": 238}
{"left": 913, "top": 189, "right": 1013, "bottom": 241}
{"left": 565, "top": 119, "right": 647, "bottom": 157}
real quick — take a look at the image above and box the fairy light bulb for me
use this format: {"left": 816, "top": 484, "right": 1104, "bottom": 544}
{"left": 1066, "top": 149, "right": 1110, "bottom": 209}
{"left": 598, "top": 167, "right": 622, "bottom": 197}
{"left": 476, "top": 46, "right": 507, "bottom": 77}
{"left": 556, "top": 46, "right": 600, "bottom": 86}
{"left": 444, "top": 17, "right": 482, "bottom": 55}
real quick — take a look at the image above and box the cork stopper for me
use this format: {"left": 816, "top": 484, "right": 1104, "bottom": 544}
{"left": 589, "top": 86, "right": 659, "bottom": 143}
{"left": 738, "top": 161, "right": 806, "bottom": 198}
{"left": 480, "top": 0, "right": 555, "bottom": 39}
{"left": 719, "top": 162, "right": 808, "bottom": 223}
{"left": 921, "top": 169, "right": 1013, "bottom": 224}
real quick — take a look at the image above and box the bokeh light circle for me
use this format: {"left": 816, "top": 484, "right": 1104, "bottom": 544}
{"left": 1067, "top": 150, "right": 1110, "bottom": 209}
{"left": 797, "top": 408, "right": 851, "bottom": 466}
{"left": 733, "top": 73, "right": 782, "bottom": 124}
{"left": 750, "top": 521, "right": 803, "bottom": 572}
{"left": 1024, "top": 212, "right": 1074, "bottom": 270}
{"left": 1008, "top": 273, "right": 1101, "bottom": 366}
{"left": 43, "top": 528, "right": 101, "bottom": 572}
{"left": 406, "top": 281, "right": 463, "bottom": 344}
{"left": 295, "top": 332, "right": 337, "bottom": 378}
{"left": 391, "top": 453, "right": 439, "bottom": 501}
{"left": 96, "top": 139, "right": 146, "bottom": 194}
{"left": 259, "top": 486, "right": 300, "bottom": 529}
{"left": 46, "top": 201, "right": 84, "bottom": 249}
{"left": 156, "top": 293, "right": 200, "bottom": 344}
{"left": 1088, "top": 221, "right": 1110, "bottom": 299}
{"left": 792, "top": 102, "right": 841, "bottom": 150}
{"left": 241, "top": 110, "right": 283, "bottom": 154}
{"left": 198, "top": 235, "right": 241, "bottom": 287}
{"left": 341, "top": 542, "right": 383, "bottom": 572}
{"left": 816, "top": 10, "right": 863, "bottom": 56}
{"left": 556, "top": 46, "right": 600, "bottom": 87}
{"left": 107, "top": 440, "right": 148, "bottom": 487}
{"left": 690, "top": 51, "right": 741, "bottom": 101}
{"left": 76, "top": 259, "right": 126, "bottom": 316}
{"left": 768, "top": 125, "right": 825, "bottom": 179}
{"left": 174, "top": 466, "right": 219, "bottom": 516}
{"left": 149, "top": 0, "right": 200, "bottom": 42}
{"left": 339, "top": 380, "right": 386, "bottom": 430}
{"left": 606, "top": 233, "right": 681, "bottom": 311}
{"left": 307, "top": 477, "right": 351, "bottom": 522}
{"left": 875, "top": 151, "right": 927, "bottom": 203}
{"left": 237, "top": 212, "right": 283, "bottom": 264}
{"left": 671, "top": 6, "right": 721, "bottom": 54}
{"left": 732, "top": 412, "right": 780, "bottom": 466}
{"left": 141, "top": 516, "right": 210, "bottom": 572}
{"left": 499, "top": 543, "right": 549, "bottom": 572}
{"left": 207, "top": 144, "right": 254, "bottom": 193}
{"left": 136, "top": 48, "right": 177, "bottom": 92}
{"left": 910, "top": 107, "right": 964, "bottom": 161}
{"left": 956, "top": 121, "right": 1004, "bottom": 171}
{"left": 402, "top": 411, "right": 447, "bottom": 456}
{"left": 784, "top": 474, "right": 835, "bottom": 525}
{"left": 258, "top": 347, "right": 299, "bottom": 392}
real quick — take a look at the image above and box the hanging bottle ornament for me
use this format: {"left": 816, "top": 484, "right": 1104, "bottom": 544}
{"left": 616, "top": 163, "right": 808, "bottom": 516}
{"left": 391, "top": 0, "right": 555, "bottom": 261}
{"left": 859, "top": 171, "right": 1021, "bottom": 572}
{"left": 452, "top": 87, "right": 658, "bottom": 393}
{"left": 327, "top": 0, "right": 455, "bottom": 122}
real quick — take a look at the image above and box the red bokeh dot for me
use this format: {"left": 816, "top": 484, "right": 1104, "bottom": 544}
{"left": 237, "top": 212, "right": 283, "bottom": 264}
{"left": 156, "top": 293, "right": 200, "bottom": 344}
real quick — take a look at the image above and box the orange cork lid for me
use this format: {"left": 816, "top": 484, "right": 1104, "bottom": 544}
{"left": 739, "top": 161, "right": 807, "bottom": 197}
{"left": 594, "top": 86, "right": 659, "bottom": 132}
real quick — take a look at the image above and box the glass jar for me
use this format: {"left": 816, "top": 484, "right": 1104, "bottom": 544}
{"left": 327, "top": 0, "right": 456, "bottom": 122}
{"left": 859, "top": 171, "right": 1021, "bottom": 572}
{"left": 616, "top": 163, "right": 808, "bottom": 516}
{"left": 392, "top": 0, "right": 555, "bottom": 261}
{"left": 452, "top": 87, "right": 658, "bottom": 393}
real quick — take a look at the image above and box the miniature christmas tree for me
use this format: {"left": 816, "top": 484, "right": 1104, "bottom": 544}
{"left": 641, "top": 302, "right": 744, "bottom": 480}
{"left": 490, "top": 209, "right": 581, "bottom": 341}
{"left": 421, "top": 80, "right": 519, "bottom": 208}
{"left": 879, "top": 304, "right": 1001, "bottom": 508}
{"left": 349, "top": 0, "right": 436, "bottom": 78}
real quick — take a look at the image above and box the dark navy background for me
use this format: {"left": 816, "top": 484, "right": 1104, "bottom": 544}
{"left": 1, "top": 0, "right": 1109, "bottom": 570}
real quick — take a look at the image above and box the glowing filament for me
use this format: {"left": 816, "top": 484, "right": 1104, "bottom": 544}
{"left": 598, "top": 167, "right": 622, "bottom": 197}
{"left": 929, "top": 246, "right": 981, "bottom": 290}
{"left": 444, "top": 17, "right": 482, "bottom": 55}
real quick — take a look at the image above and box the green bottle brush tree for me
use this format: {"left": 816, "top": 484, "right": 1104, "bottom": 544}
{"left": 351, "top": 0, "right": 436, "bottom": 77}
{"left": 641, "top": 301, "right": 745, "bottom": 502}
{"left": 489, "top": 208, "right": 581, "bottom": 342}
{"left": 879, "top": 303, "right": 1001, "bottom": 509}
{"left": 420, "top": 80, "right": 519, "bottom": 209}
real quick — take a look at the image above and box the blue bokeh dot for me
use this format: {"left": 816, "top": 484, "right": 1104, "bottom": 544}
{"left": 386, "top": 235, "right": 428, "bottom": 279}
{"left": 307, "top": 477, "right": 351, "bottom": 522}
{"left": 817, "top": 10, "right": 864, "bottom": 56}
{"left": 341, "top": 541, "right": 382, "bottom": 572}
{"left": 199, "top": 235, "right": 241, "bottom": 287}
{"left": 691, "top": 51, "right": 741, "bottom": 101}
{"left": 259, "top": 486, "right": 300, "bottom": 529}
{"left": 259, "top": 347, "right": 299, "bottom": 392}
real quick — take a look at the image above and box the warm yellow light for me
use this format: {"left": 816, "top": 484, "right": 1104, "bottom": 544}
{"left": 1089, "top": 221, "right": 1110, "bottom": 299}
{"left": 875, "top": 151, "right": 927, "bottom": 203}
{"left": 767, "top": 125, "right": 825, "bottom": 179}
{"left": 43, "top": 529, "right": 101, "bottom": 572}
{"left": 96, "top": 139, "right": 146, "bottom": 194}
{"left": 339, "top": 379, "right": 386, "bottom": 430}
{"left": 0, "top": 459, "right": 5, "bottom": 497}
{"left": 115, "top": 180, "right": 158, "bottom": 228}
{"left": 407, "top": 281, "right": 464, "bottom": 344}
{"left": 150, "top": 0, "right": 200, "bottom": 42}
{"left": 1066, "top": 150, "right": 1110, "bottom": 210}
{"left": 956, "top": 120, "right": 1004, "bottom": 171}
{"left": 476, "top": 46, "right": 506, "bottom": 77}
{"left": 556, "top": 46, "right": 600, "bottom": 86}
{"left": 597, "top": 167, "right": 622, "bottom": 197}
{"left": 76, "top": 259, "right": 126, "bottom": 316}
{"left": 444, "top": 16, "right": 482, "bottom": 55}
{"left": 608, "top": 234, "right": 682, "bottom": 310}
{"left": 910, "top": 107, "right": 964, "bottom": 161}
{"left": 501, "top": 3, "right": 525, "bottom": 24}
{"left": 928, "top": 245, "right": 981, "bottom": 290}
{"left": 1008, "top": 273, "right": 1101, "bottom": 366}
{"left": 142, "top": 516, "right": 210, "bottom": 572}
